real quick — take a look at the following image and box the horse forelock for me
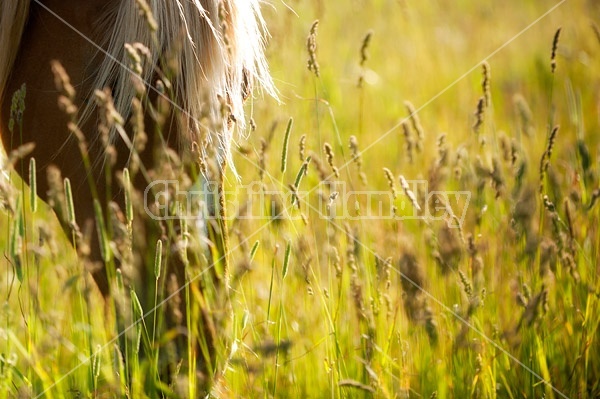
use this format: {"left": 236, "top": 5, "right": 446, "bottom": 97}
{"left": 88, "top": 0, "right": 276, "bottom": 173}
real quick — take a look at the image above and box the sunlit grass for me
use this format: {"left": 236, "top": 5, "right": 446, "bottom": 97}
{"left": 2, "top": 0, "right": 600, "bottom": 398}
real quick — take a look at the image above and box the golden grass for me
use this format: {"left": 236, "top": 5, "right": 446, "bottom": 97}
{"left": 2, "top": 0, "right": 600, "bottom": 398}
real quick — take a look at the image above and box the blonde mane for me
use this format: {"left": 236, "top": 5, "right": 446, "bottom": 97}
{"left": 0, "top": 0, "right": 275, "bottom": 170}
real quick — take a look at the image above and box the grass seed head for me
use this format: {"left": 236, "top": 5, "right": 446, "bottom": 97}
{"left": 310, "top": 152, "right": 330, "bottom": 183}
{"left": 359, "top": 30, "right": 373, "bottom": 67}
{"left": 154, "top": 239, "right": 162, "bottom": 280}
{"left": 323, "top": 142, "right": 339, "bottom": 178}
{"left": 299, "top": 134, "right": 307, "bottom": 162}
{"left": 402, "top": 121, "right": 414, "bottom": 163}
{"left": 481, "top": 61, "right": 491, "bottom": 107}
{"left": 358, "top": 30, "right": 373, "bottom": 87}
{"left": 539, "top": 125, "right": 559, "bottom": 193}
{"left": 383, "top": 168, "right": 397, "bottom": 199}
{"left": 63, "top": 178, "right": 77, "bottom": 233}
{"left": 399, "top": 175, "right": 421, "bottom": 211}
{"left": 404, "top": 101, "right": 424, "bottom": 152}
{"left": 281, "top": 117, "right": 293, "bottom": 173}
{"left": 514, "top": 94, "right": 533, "bottom": 137}
{"left": 307, "top": 20, "right": 320, "bottom": 77}
{"left": 349, "top": 136, "right": 367, "bottom": 184}
{"left": 551, "top": 27, "right": 561, "bottom": 74}
{"left": 459, "top": 269, "right": 473, "bottom": 298}
{"left": 473, "top": 96, "right": 485, "bottom": 134}
{"left": 51, "top": 61, "right": 75, "bottom": 102}
{"left": 8, "top": 84, "right": 26, "bottom": 133}
{"left": 258, "top": 137, "right": 268, "bottom": 181}
{"left": 134, "top": 0, "right": 158, "bottom": 32}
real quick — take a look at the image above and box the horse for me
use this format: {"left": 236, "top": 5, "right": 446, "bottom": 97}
{"left": 0, "top": 0, "right": 274, "bottom": 394}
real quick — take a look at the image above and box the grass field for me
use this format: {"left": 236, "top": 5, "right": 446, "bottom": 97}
{"left": 2, "top": 0, "right": 600, "bottom": 397}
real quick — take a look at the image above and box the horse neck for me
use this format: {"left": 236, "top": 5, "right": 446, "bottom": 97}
{"left": 0, "top": 0, "right": 118, "bottom": 101}
{"left": 0, "top": 1, "right": 29, "bottom": 103}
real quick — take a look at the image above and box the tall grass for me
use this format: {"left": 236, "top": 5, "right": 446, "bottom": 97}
{"left": 1, "top": 0, "right": 600, "bottom": 398}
